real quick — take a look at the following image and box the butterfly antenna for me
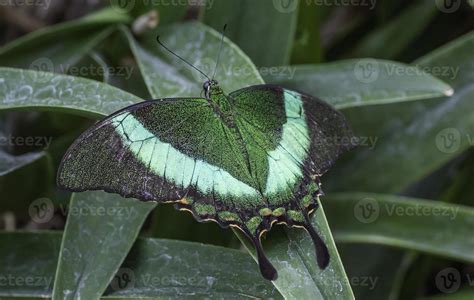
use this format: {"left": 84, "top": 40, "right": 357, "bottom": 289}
{"left": 156, "top": 35, "right": 211, "bottom": 81}
{"left": 211, "top": 24, "right": 227, "bottom": 80}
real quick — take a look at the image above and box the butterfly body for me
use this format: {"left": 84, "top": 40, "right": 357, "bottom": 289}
{"left": 58, "top": 80, "right": 355, "bottom": 280}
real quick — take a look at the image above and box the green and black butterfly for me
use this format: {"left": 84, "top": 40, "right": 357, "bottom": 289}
{"left": 57, "top": 29, "right": 356, "bottom": 281}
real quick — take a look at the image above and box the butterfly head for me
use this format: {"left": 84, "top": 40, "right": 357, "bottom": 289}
{"left": 156, "top": 25, "right": 228, "bottom": 101}
{"left": 203, "top": 79, "right": 223, "bottom": 99}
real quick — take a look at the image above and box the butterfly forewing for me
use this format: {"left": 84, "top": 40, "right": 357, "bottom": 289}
{"left": 59, "top": 97, "right": 259, "bottom": 202}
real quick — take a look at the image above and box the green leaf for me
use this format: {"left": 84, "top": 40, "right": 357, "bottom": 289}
{"left": 121, "top": 0, "right": 188, "bottom": 24}
{"left": 0, "top": 149, "right": 45, "bottom": 176}
{"left": 0, "top": 7, "right": 130, "bottom": 71}
{"left": 0, "top": 67, "right": 142, "bottom": 118}
{"left": 419, "top": 288, "right": 474, "bottom": 300}
{"left": 320, "top": 7, "right": 368, "bottom": 51}
{"left": 0, "top": 231, "right": 280, "bottom": 298}
{"left": 0, "top": 149, "right": 52, "bottom": 215}
{"left": 290, "top": 1, "right": 323, "bottom": 64}
{"left": 324, "top": 193, "right": 474, "bottom": 263}
{"left": 80, "top": 7, "right": 131, "bottom": 23}
{"left": 91, "top": 30, "right": 151, "bottom": 98}
{"left": 52, "top": 192, "right": 156, "bottom": 299}
{"left": 438, "top": 151, "right": 474, "bottom": 207}
{"left": 263, "top": 59, "right": 453, "bottom": 109}
{"left": 327, "top": 32, "right": 474, "bottom": 192}
{"left": 203, "top": 0, "right": 298, "bottom": 66}
{"left": 0, "top": 231, "right": 61, "bottom": 298}
{"left": 0, "top": 121, "right": 53, "bottom": 206}
{"left": 104, "top": 236, "right": 281, "bottom": 298}
{"left": 414, "top": 32, "right": 474, "bottom": 87}
{"left": 126, "top": 22, "right": 264, "bottom": 98}
{"left": 349, "top": 0, "right": 438, "bottom": 59}
{"left": 338, "top": 244, "right": 415, "bottom": 300}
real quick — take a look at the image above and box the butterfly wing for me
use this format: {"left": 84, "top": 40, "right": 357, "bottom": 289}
{"left": 58, "top": 98, "right": 261, "bottom": 205}
{"left": 230, "top": 84, "right": 355, "bottom": 208}
{"left": 230, "top": 84, "right": 355, "bottom": 275}
{"left": 231, "top": 84, "right": 355, "bottom": 179}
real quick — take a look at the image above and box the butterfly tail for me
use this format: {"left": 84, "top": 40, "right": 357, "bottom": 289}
{"left": 303, "top": 211, "right": 330, "bottom": 269}
{"left": 251, "top": 235, "right": 278, "bottom": 281}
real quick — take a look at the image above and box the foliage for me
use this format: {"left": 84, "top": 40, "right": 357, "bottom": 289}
{"left": 0, "top": 1, "right": 473, "bottom": 299}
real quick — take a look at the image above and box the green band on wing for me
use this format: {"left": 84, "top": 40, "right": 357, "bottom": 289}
{"left": 264, "top": 90, "right": 310, "bottom": 197}
{"left": 111, "top": 114, "right": 260, "bottom": 202}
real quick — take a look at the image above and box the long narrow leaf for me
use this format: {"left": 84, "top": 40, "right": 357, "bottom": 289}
{"left": 263, "top": 59, "right": 452, "bottom": 109}
{"left": 325, "top": 193, "right": 474, "bottom": 262}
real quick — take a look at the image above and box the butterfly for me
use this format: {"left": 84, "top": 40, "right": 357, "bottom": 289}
{"left": 57, "top": 28, "right": 356, "bottom": 281}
